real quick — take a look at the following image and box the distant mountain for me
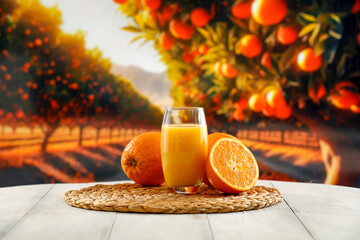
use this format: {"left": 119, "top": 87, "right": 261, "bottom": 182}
{"left": 110, "top": 64, "right": 172, "bottom": 109}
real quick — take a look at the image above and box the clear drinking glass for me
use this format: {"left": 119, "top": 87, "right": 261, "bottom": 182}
{"left": 161, "top": 107, "right": 208, "bottom": 194}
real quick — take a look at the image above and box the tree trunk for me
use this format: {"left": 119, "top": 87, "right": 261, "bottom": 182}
{"left": 78, "top": 125, "right": 84, "bottom": 146}
{"left": 41, "top": 124, "right": 59, "bottom": 153}
{"left": 292, "top": 108, "right": 360, "bottom": 187}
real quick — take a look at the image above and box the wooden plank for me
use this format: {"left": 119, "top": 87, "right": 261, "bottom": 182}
{"left": 109, "top": 213, "right": 213, "bottom": 240}
{"left": 207, "top": 180, "right": 313, "bottom": 240}
{"left": 0, "top": 184, "right": 53, "bottom": 238}
{"left": 3, "top": 183, "right": 116, "bottom": 240}
{"left": 271, "top": 181, "right": 360, "bottom": 240}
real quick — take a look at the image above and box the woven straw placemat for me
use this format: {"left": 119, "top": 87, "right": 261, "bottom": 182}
{"left": 63, "top": 183, "right": 282, "bottom": 214}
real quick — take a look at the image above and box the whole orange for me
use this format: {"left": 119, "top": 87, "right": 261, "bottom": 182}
{"left": 144, "top": 0, "right": 161, "bottom": 10}
{"left": 277, "top": 25, "right": 298, "bottom": 45}
{"left": 121, "top": 132, "right": 165, "bottom": 185}
{"left": 221, "top": 63, "right": 238, "bottom": 78}
{"left": 308, "top": 84, "right": 326, "bottom": 103}
{"left": 233, "top": 108, "right": 245, "bottom": 121}
{"left": 160, "top": 32, "right": 175, "bottom": 50}
{"left": 235, "top": 97, "right": 248, "bottom": 110}
{"left": 251, "top": 0, "right": 287, "bottom": 26}
{"left": 169, "top": 19, "right": 194, "bottom": 40}
{"left": 248, "top": 93, "right": 266, "bottom": 112}
{"left": 350, "top": 103, "right": 360, "bottom": 113}
{"left": 331, "top": 81, "right": 359, "bottom": 109}
{"left": 113, "top": 0, "right": 128, "bottom": 4}
{"left": 232, "top": 1, "right": 252, "bottom": 19}
{"left": 275, "top": 105, "right": 292, "bottom": 119}
{"left": 262, "top": 102, "right": 275, "bottom": 117}
{"left": 238, "top": 34, "right": 262, "bottom": 58}
{"left": 190, "top": 8, "right": 211, "bottom": 27}
{"left": 261, "top": 52, "right": 272, "bottom": 69}
{"left": 297, "top": 48, "right": 322, "bottom": 72}
{"left": 266, "top": 89, "right": 287, "bottom": 108}
{"left": 213, "top": 61, "right": 224, "bottom": 76}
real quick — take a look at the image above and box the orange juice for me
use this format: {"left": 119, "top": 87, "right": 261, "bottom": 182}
{"left": 161, "top": 124, "right": 208, "bottom": 188}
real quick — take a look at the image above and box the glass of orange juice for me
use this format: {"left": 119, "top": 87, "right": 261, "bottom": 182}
{"left": 161, "top": 107, "right": 208, "bottom": 194}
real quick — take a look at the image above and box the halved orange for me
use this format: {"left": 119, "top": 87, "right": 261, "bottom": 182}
{"left": 206, "top": 137, "right": 259, "bottom": 193}
{"left": 203, "top": 133, "right": 238, "bottom": 187}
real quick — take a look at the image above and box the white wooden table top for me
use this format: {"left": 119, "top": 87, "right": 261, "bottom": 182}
{"left": 0, "top": 180, "right": 359, "bottom": 240}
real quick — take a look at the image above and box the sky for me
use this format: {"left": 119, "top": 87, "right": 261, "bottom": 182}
{"left": 40, "top": 0, "right": 166, "bottom": 73}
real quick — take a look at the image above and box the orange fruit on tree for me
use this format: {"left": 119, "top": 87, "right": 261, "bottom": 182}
{"left": 182, "top": 51, "right": 194, "bottom": 63}
{"left": 144, "top": 0, "right": 161, "bottom": 10}
{"left": 203, "top": 133, "right": 239, "bottom": 187}
{"left": 262, "top": 102, "right": 275, "bottom": 117}
{"left": 169, "top": 19, "right": 195, "bottom": 40}
{"left": 233, "top": 109, "right": 245, "bottom": 121}
{"left": 352, "top": 0, "right": 360, "bottom": 14}
{"left": 261, "top": 52, "right": 272, "bottom": 69}
{"left": 113, "top": 0, "right": 129, "bottom": 4}
{"left": 308, "top": 84, "right": 326, "bottom": 103}
{"left": 16, "top": 110, "right": 25, "bottom": 119}
{"left": 235, "top": 97, "right": 248, "bottom": 110}
{"left": 206, "top": 135, "right": 259, "bottom": 193}
{"left": 238, "top": 34, "right": 263, "bottom": 58}
{"left": 121, "top": 132, "right": 165, "bottom": 186}
{"left": 350, "top": 103, "right": 360, "bottom": 113}
{"left": 213, "top": 61, "right": 224, "bottom": 76}
{"left": 221, "top": 63, "right": 238, "bottom": 78}
{"left": 157, "top": 5, "right": 172, "bottom": 26}
{"left": 277, "top": 25, "right": 298, "bottom": 45}
{"left": 160, "top": 32, "right": 175, "bottom": 50}
{"left": 248, "top": 93, "right": 266, "bottom": 112}
{"left": 266, "top": 89, "right": 287, "bottom": 108}
{"left": 251, "top": 0, "right": 287, "bottom": 26}
{"left": 275, "top": 105, "right": 292, "bottom": 119}
{"left": 34, "top": 38, "right": 43, "bottom": 47}
{"left": 297, "top": 48, "right": 322, "bottom": 72}
{"left": 198, "top": 45, "right": 210, "bottom": 55}
{"left": 190, "top": 8, "right": 211, "bottom": 27}
{"left": 232, "top": 1, "right": 252, "bottom": 19}
{"left": 331, "top": 81, "right": 359, "bottom": 109}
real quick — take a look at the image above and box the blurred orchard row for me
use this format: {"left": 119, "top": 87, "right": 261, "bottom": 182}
{"left": 0, "top": 0, "right": 163, "bottom": 152}
{"left": 114, "top": 0, "right": 360, "bottom": 186}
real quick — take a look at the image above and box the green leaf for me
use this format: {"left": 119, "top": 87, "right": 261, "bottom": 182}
{"left": 121, "top": 26, "right": 141, "bottom": 33}
{"left": 197, "top": 28, "right": 211, "bottom": 40}
{"left": 228, "top": 27, "right": 236, "bottom": 51}
{"left": 328, "top": 29, "right": 342, "bottom": 39}
{"left": 336, "top": 54, "right": 347, "bottom": 77}
{"left": 309, "top": 23, "right": 321, "bottom": 46}
{"left": 299, "top": 23, "right": 317, "bottom": 37}
{"left": 249, "top": 18, "right": 260, "bottom": 35}
{"left": 299, "top": 12, "right": 317, "bottom": 23}
{"left": 228, "top": 16, "right": 248, "bottom": 31}
{"left": 328, "top": 13, "right": 341, "bottom": 24}
{"left": 129, "top": 35, "right": 143, "bottom": 44}
{"left": 314, "top": 40, "right": 325, "bottom": 56}
{"left": 347, "top": 71, "right": 360, "bottom": 79}
{"left": 278, "top": 44, "right": 300, "bottom": 73}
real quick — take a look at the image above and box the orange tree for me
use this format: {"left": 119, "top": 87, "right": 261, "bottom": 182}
{"left": 1, "top": 0, "right": 163, "bottom": 152}
{"left": 116, "top": 0, "right": 360, "bottom": 186}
